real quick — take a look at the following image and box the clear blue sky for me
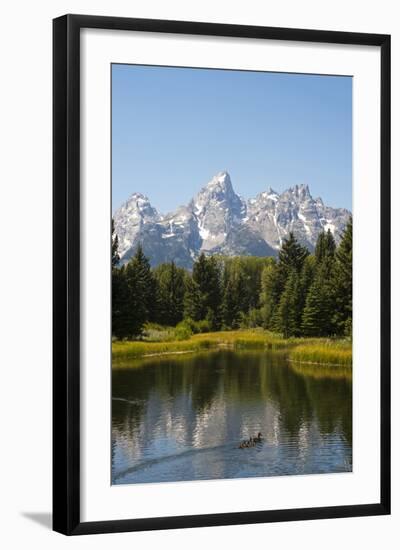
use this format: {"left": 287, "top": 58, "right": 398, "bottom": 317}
{"left": 112, "top": 64, "right": 352, "bottom": 213}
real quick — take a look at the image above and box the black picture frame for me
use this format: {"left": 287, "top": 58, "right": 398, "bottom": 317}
{"left": 53, "top": 14, "right": 391, "bottom": 535}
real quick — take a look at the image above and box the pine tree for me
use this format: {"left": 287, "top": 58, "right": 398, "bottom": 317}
{"left": 299, "top": 255, "right": 316, "bottom": 315}
{"left": 278, "top": 232, "right": 309, "bottom": 275}
{"left": 222, "top": 277, "right": 237, "bottom": 329}
{"left": 333, "top": 218, "right": 352, "bottom": 335}
{"left": 129, "top": 244, "right": 158, "bottom": 321}
{"left": 124, "top": 259, "right": 147, "bottom": 336}
{"left": 183, "top": 276, "right": 203, "bottom": 321}
{"left": 298, "top": 228, "right": 338, "bottom": 337}
{"left": 325, "top": 229, "right": 336, "bottom": 259}
{"left": 301, "top": 278, "right": 326, "bottom": 337}
{"left": 314, "top": 231, "right": 326, "bottom": 263}
{"left": 276, "top": 270, "right": 300, "bottom": 338}
{"left": 315, "top": 229, "right": 336, "bottom": 264}
{"left": 192, "top": 253, "right": 209, "bottom": 309}
{"left": 112, "top": 266, "right": 144, "bottom": 338}
{"left": 153, "top": 262, "right": 185, "bottom": 326}
{"left": 222, "top": 267, "right": 246, "bottom": 329}
{"left": 259, "top": 234, "right": 309, "bottom": 331}
{"left": 192, "top": 253, "right": 222, "bottom": 328}
{"left": 260, "top": 260, "right": 281, "bottom": 329}
{"left": 221, "top": 256, "right": 268, "bottom": 313}
{"left": 301, "top": 260, "right": 335, "bottom": 337}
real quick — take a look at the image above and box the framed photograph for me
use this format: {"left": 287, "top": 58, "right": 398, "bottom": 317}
{"left": 53, "top": 14, "right": 390, "bottom": 535}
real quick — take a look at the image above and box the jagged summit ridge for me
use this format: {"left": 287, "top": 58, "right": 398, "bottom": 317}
{"left": 114, "top": 172, "right": 351, "bottom": 268}
{"left": 191, "top": 171, "right": 246, "bottom": 252}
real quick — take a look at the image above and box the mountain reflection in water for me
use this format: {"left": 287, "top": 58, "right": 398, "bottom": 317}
{"left": 112, "top": 350, "right": 352, "bottom": 485}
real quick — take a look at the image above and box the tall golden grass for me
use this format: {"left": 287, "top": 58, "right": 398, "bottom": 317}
{"left": 112, "top": 329, "right": 352, "bottom": 367}
{"left": 288, "top": 341, "right": 352, "bottom": 367}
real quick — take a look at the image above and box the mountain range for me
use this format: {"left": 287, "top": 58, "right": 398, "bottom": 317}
{"left": 113, "top": 171, "right": 351, "bottom": 268}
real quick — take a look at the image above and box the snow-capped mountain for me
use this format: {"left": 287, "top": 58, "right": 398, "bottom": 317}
{"left": 246, "top": 183, "right": 350, "bottom": 251}
{"left": 114, "top": 171, "right": 351, "bottom": 268}
{"left": 113, "top": 192, "right": 160, "bottom": 256}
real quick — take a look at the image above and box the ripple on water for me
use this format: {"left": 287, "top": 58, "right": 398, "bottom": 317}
{"left": 112, "top": 350, "right": 352, "bottom": 484}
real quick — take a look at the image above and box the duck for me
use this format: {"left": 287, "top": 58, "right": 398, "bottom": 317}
{"left": 238, "top": 435, "right": 260, "bottom": 448}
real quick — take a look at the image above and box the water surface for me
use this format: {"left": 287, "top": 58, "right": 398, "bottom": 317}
{"left": 112, "top": 350, "right": 352, "bottom": 484}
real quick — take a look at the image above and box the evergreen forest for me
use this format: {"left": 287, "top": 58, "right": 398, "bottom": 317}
{"left": 112, "top": 218, "right": 352, "bottom": 341}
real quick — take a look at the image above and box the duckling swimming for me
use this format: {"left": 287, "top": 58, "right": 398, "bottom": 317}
{"left": 239, "top": 434, "right": 262, "bottom": 448}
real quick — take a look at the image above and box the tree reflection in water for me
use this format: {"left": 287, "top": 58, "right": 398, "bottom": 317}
{"left": 112, "top": 350, "right": 352, "bottom": 484}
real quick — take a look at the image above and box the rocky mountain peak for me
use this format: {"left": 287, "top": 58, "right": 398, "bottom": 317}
{"left": 196, "top": 171, "right": 236, "bottom": 203}
{"left": 113, "top": 172, "right": 351, "bottom": 268}
{"left": 120, "top": 192, "right": 159, "bottom": 218}
{"left": 128, "top": 191, "right": 148, "bottom": 201}
{"left": 209, "top": 170, "right": 231, "bottom": 186}
{"left": 190, "top": 171, "right": 246, "bottom": 251}
{"left": 113, "top": 192, "right": 160, "bottom": 257}
{"left": 282, "top": 183, "right": 311, "bottom": 200}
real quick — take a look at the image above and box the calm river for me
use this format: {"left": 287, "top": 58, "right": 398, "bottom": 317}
{"left": 112, "top": 350, "right": 352, "bottom": 485}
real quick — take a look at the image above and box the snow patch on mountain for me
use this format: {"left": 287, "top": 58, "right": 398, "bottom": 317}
{"left": 113, "top": 172, "right": 351, "bottom": 268}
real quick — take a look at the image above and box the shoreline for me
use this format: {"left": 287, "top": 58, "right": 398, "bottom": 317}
{"left": 112, "top": 330, "right": 352, "bottom": 367}
{"left": 141, "top": 349, "right": 196, "bottom": 358}
{"left": 288, "top": 358, "right": 352, "bottom": 368}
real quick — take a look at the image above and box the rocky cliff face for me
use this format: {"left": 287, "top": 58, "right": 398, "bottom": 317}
{"left": 114, "top": 171, "right": 351, "bottom": 268}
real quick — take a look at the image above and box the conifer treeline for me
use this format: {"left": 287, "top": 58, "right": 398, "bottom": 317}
{"left": 112, "top": 218, "right": 352, "bottom": 340}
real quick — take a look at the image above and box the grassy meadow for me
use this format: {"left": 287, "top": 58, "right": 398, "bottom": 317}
{"left": 112, "top": 326, "right": 352, "bottom": 368}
